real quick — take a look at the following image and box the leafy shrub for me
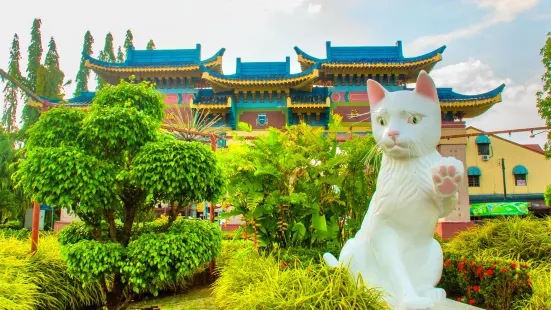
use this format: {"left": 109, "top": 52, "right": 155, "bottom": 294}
{"left": 0, "top": 234, "right": 104, "bottom": 310}
{"left": 439, "top": 252, "right": 532, "bottom": 309}
{"left": 276, "top": 245, "right": 340, "bottom": 267}
{"left": 60, "top": 218, "right": 222, "bottom": 296}
{"left": 0, "top": 220, "right": 22, "bottom": 230}
{"left": 445, "top": 216, "right": 551, "bottom": 265}
{"left": 213, "top": 249, "right": 389, "bottom": 310}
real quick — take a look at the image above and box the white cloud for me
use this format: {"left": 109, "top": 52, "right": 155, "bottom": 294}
{"left": 429, "top": 58, "right": 547, "bottom": 147}
{"left": 308, "top": 3, "right": 322, "bottom": 14}
{"left": 407, "top": 0, "right": 541, "bottom": 53}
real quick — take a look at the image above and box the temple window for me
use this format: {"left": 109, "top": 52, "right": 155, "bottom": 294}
{"left": 467, "top": 167, "right": 481, "bottom": 187}
{"left": 512, "top": 165, "right": 528, "bottom": 186}
{"left": 475, "top": 135, "right": 491, "bottom": 156}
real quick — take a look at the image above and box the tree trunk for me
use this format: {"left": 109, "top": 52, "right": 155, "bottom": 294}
{"left": 105, "top": 274, "right": 125, "bottom": 310}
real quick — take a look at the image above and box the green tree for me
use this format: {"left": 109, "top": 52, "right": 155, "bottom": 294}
{"left": 146, "top": 40, "right": 156, "bottom": 50}
{"left": 2, "top": 34, "right": 23, "bottom": 133}
{"left": 75, "top": 30, "right": 94, "bottom": 96}
{"left": 95, "top": 51, "right": 106, "bottom": 91}
{"left": 124, "top": 29, "right": 134, "bottom": 50}
{"left": 537, "top": 32, "right": 551, "bottom": 157}
{"left": 20, "top": 18, "right": 43, "bottom": 136}
{"left": 117, "top": 46, "right": 124, "bottom": 63}
{"left": 14, "top": 80, "right": 224, "bottom": 309}
{"left": 102, "top": 33, "right": 116, "bottom": 63}
{"left": 26, "top": 18, "right": 42, "bottom": 92}
{"left": 42, "top": 37, "right": 65, "bottom": 98}
{"left": 0, "top": 132, "right": 26, "bottom": 223}
{"left": 545, "top": 185, "right": 551, "bottom": 207}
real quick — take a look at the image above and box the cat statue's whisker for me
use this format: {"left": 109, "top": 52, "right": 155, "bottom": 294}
{"left": 323, "top": 70, "right": 465, "bottom": 310}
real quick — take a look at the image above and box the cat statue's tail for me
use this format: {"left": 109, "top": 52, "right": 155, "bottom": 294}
{"left": 323, "top": 253, "right": 339, "bottom": 267}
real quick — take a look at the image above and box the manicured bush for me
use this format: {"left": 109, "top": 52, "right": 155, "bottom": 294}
{"left": 60, "top": 217, "right": 222, "bottom": 296}
{"left": 439, "top": 252, "right": 532, "bottom": 309}
{"left": 213, "top": 248, "right": 389, "bottom": 310}
{"left": 0, "top": 234, "right": 104, "bottom": 310}
{"left": 445, "top": 216, "right": 551, "bottom": 265}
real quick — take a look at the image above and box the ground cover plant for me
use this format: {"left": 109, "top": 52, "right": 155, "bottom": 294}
{"left": 0, "top": 234, "right": 104, "bottom": 310}
{"left": 212, "top": 246, "right": 389, "bottom": 310}
{"left": 13, "top": 79, "right": 225, "bottom": 309}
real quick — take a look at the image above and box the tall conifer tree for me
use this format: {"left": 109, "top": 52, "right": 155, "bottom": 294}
{"left": 124, "top": 30, "right": 134, "bottom": 50}
{"left": 95, "top": 50, "right": 106, "bottom": 90}
{"left": 146, "top": 40, "right": 156, "bottom": 50}
{"left": 26, "top": 18, "right": 42, "bottom": 91}
{"left": 2, "top": 34, "right": 23, "bottom": 133}
{"left": 102, "top": 33, "right": 116, "bottom": 63}
{"left": 117, "top": 46, "right": 125, "bottom": 63}
{"left": 75, "top": 31, "right": 94, "bottom": 96}
{"left": 40, "top": 37, "right": 65, "bottom": 99}
{"left": 21, "top": 18, "right": 43, "bottom": 136}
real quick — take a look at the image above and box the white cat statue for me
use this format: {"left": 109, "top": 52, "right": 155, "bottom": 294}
{"left": 323, "top": 70, "right": 464, "bottom": 310}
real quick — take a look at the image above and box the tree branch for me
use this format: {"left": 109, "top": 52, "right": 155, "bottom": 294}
{"left": 103, "top": 210, "right": 118, "bottom": 242}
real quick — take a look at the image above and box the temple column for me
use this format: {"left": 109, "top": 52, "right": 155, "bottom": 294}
{"left": 436, "top": 121, "right": 473, "bottom": 240}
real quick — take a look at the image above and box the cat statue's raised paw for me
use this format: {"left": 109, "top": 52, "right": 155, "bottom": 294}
{"left": 323, "top": 70, "right": 464, "bottom": 309}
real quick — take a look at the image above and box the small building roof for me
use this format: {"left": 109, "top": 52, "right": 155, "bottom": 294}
{"left": 467, "top": 166, "right": 482, "bottom": 176}
{"left": 294, "top": 41, "right": 446, "bottom": 76}
{"left": 84, "top": 44, "right": 225, "bottom": 84}
{"left": 523, "top": 144, "right": 545, "bottom": 154}
{"left": 475, "top": 135, "right": 491, "bottom": 144}
{"left": 512, "top": 165, "right": 529, "bottom": 175}
{"left": 201, "top": 58, "right": 320, "bottom": 92}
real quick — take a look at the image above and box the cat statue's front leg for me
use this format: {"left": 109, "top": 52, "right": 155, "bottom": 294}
{"left": 430, "top": 157, "right": 464, "bottom": 218}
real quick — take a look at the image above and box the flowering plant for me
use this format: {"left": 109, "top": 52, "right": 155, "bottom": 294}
{"left": 440, "top": 252, "right": 532, "bottom": 309}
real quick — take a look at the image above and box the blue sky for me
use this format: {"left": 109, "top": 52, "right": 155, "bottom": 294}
{"left": 0, "top": 0, "right": 549, "bottom": 146}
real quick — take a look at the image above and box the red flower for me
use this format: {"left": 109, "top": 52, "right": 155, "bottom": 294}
{"left": 502, "top": 268, "right": 508, "bottom": 273}
{"left": 295, "top": 259, "right": 300, "bottom": 263}
{"left": 457, "top": 298, "right": 462, "bottom": 302}
{"left": 476, "top": 268, "right": 483, "bottom": 275}
{"left": 487, "top": 270, "right": 493, "bottom": 275}
{"left": 473, "top": 286, "right": 480, "bottom": 292}
{"left": 491, "top": 265, "right": 496, "bottom": 270}
{"left": 469, "top": 300, "right": 475, "bottom": 305}
{"left": 510, "top": 263, "right": 517, "bottom": 269}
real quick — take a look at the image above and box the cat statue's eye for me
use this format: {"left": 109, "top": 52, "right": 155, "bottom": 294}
{"left": 408, "top": 114, "right": 422, "bottom": 124}
{"left": 377, "top": 117, "right": 386, "bottom": 126}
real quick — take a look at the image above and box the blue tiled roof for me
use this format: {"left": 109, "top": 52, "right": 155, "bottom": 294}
{"left": 294, "top": 41, "right": 446, "bottom": 64}
{"left": 41, "top": 92, "right": 95, "bottom": 107}
{"left": 84, "top": 44, "right": 225, "bottom": 68}
{"left": 402, "top": 84, "right": 506, "bottom": 103}
{"left": 201, "top": 58, "right": 319, "bottom": 81}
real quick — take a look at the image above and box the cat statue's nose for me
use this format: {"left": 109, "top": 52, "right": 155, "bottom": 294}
{"left": 387, "top": 129, "right": 400, "bottom": 142}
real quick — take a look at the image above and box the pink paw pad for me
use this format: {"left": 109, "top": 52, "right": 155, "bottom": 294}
{"left": 432, "top": 164, "right": 462, "bottom": 196}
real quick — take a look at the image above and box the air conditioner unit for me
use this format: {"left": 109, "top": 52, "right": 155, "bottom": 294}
{"left": 481, "top": 155, "right": 490, "bottom": 161}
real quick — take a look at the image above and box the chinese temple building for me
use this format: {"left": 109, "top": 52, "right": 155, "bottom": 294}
{"left": 37, "top": 40, "right": 507, "bottom": 238}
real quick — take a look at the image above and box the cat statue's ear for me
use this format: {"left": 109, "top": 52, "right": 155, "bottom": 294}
{"left": 367, "top": 79, "right": 388, "bottom": 107}
{"left": 415, "top": 70, "right": 439, "bottom": 103}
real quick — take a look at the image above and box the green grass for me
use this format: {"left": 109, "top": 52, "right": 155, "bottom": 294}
{"left": 130, "top": 287, "right": 217, "bottom": 310}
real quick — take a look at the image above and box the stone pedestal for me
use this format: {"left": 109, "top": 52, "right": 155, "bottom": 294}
{"left": 436, "top": 122, "right": 472, "bottom": 240}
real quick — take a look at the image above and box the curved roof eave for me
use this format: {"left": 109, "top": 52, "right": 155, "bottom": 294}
{"left": 294, "top": 46, "right": 324, "bottom": 63}
{"left": 404, "top": 84, "right": 506, "bottom": 102}
{"left": 201, "top": 48, "right": 226, "bottom": 64}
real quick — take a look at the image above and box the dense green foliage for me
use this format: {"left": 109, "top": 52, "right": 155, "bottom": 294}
{"left": 74, "top": 31, "right": 94, "bottom": 96}
{"left": 146, "top": 40, "right": 156, "bottom": 50}
{"left": 0, "top": 132, "right": 26, "bottom": 223}
{"left": 42, "top": 37, "right": 65, "bottom": 98}
{"left": 0, "top": 234, "right": 104, "bottom": 310}
{"left": 545, "top": 184, "right": 551, "bottom": 207}
{"left": 14, "top": 80, "right": 224, "bottom": 309}
{"left": 25, "top": 18, "right": 42, "bottom": 92}
{"left": 213, "top": 248, "right": 389, "bottom": 309}
{"left": 117, "top": 46, "right": 125, "bottom": 63}
{"left": 537, "top": 32, "right": 551, "bottom": 156}
{"left": 218, "top": 121, "right": 380, "bottom": 250}
{"left": 2, "top": 34, "right": 23, "bottom": 132}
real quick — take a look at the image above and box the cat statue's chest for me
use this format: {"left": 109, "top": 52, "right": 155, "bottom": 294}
{"left": 371, "top": 152, "right": 439, "bottom": 224}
